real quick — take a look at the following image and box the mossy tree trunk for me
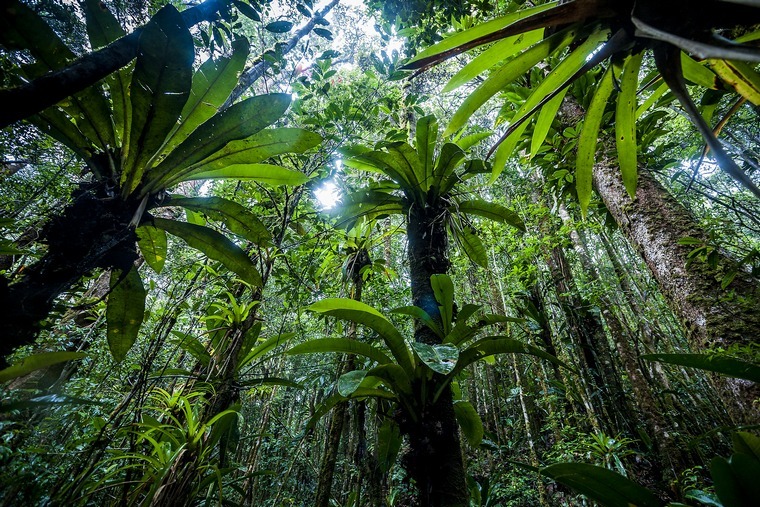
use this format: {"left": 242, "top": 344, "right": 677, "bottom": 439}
{"left": 593, "top": 161, "right": 760, "bottom": 422}
{"left": 402, "top": 204, "right": 468, "bottom": 507}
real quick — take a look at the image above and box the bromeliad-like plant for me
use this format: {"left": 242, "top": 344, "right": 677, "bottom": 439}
{"left": 289, "top": 274, "right": 571, "bottom": 501}
{"left": 0, "top": 1, "right": 321, "bottom": 362}
{"left": 402, "top": 0, "right": 760, "bottom": 214}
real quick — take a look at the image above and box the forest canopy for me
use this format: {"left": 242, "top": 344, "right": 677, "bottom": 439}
{"left": 1, "top": 0, "right": 759, "bottom": 505}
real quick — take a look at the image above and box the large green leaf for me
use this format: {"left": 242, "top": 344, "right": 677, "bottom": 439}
{"left": 456, "top": 199, "right": 525, "bottom": 231}
{"left": 415, "top": 115, "right": 438, "bottom": 186}
{"left": 149, "top": 93, "right": 292, "bottom": 185}
{"left": 541, "top": 463, "right": 662, "bottom": 507}
{"left": 239, "top": 332, "right": 296, "bottom": 370}
{"left": 390, "top": 306, "right": 443, "bottom": 339}
{"left": 443, "top": 30, "right": 544, "bottom": 93}
{"left": 153, "top": 217, "right": 262, "bottom": 286}
{"left": 366, "top": 364, "right": 413, "bottom": 396}
{"left": 136, "top": 225, "right": 167, "bottom": 274}
{"left": 411, "top": 343, "right": 459, "bottom": 375}
{"left": 161, "top": 128, "right": 320, "bottom": 188}
{"left": 681, "top": 53, "right": 720, "bottom": 89}
{"left": 641, "top": 353, "right": 760, "bottom": 383}
{"left": 456, "top": 226, "right": 489, "bottom": 268}
{"left": 431, "top": 274, "right": 455, "bottom": 336}
{"left": 307, "top": 298, "right": 415, "bottom": 375}
{"left": 432, "top": 143, "right": 467, "bottom": 197}
{"left": 453, "top": 400, "right": 484, "bottom": 448}
{"left": 455, "top": 336, "right": 570, "bottom": 376}
{"left": 338, "top": 370, "right": 368, "bottom": 397}
{"left": 709, "top": 59, "right": 760, "bottom": 105}
{"left": 576, "top": 66, "right": 614, "bottom": 217}
{"left": 286, "top": 338, "right": 393, "bottom": 366}
{"left": 167, "top": 196, "right": 272, "bottom": 247}
{"left": 106, "top": 266, "right": 146, "bottom": 362}
{"left": 121, "top": 5, "right": 194, "bottom": 196}
{"left": 0, "top": 352, "right": 87, "bottom": 383}
{"left": 711, "top": 454, "right": 760, "bottom": 507}
{"left": 162, "top": 38, "right": 251, "bottom": 155}
{"left": 616, "top": 51, "right": 643, "bottom": 199}
{"left": 406, "top": 2, "right": 559, "bottom": 67}
{"left": 377, "top": 419, "right": 403, "bottom": 473}
{"left": 445, "top": 27, "right": 578, "bottom": 137}
{"left": 530, "top": 86, "right": 567, "bottom": 159}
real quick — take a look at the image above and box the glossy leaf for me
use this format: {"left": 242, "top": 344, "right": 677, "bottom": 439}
{"left": 167, "top": 196, "right": 272, "bottom": 246}
{"left": 239, "top": 332, "right": 296, "bottom": 370}
{"left": 455, "top": 336, "right": 571, "bottom": 376}
{"left": 453, "top": 400, "right": 484, "bottom": 448}
{"left": 411, "top": 342, "right": 459, "bottom": 375}
{"left": 162, "top": 38, "right": 251, "bottom": 155}
{"left": 641, "top": 353, "right": 760, "bottom": 383}
{"left": 456, "top": 199, "right": 525, "bottom": 231}
{"left": 576, "top": 67, "right": 614, "bottom": 217}
{"left": 681, "top": 53, "right": 720, "bottom": 89}
{"left": 733, "top": 432, "right": 760, "bottom": 461}
{"left": 709, "top": 59, "right": 760, "bottom": 105}
{"left": 711, "top": 454, "right": 760, "bottom": 507}
{"left": 431, "top": 274, "right": 455, "bottom": 336}
{"left": 151, "top": 93, "right": 292, "bottom": 185}
{"left": 0, "top": 352, "right": 87, "bottom": 383}
{"left": 391, "top": 306, "right": 443, "bottom": 339}
{"left": 616, "top": 51, "right": 643, "bottom": 199}
{"left": 415, "top": 115, "right": 438, "bottom": 186}
{"left": 182, "top": 163, "right": 310, "bottom": 186}
{"left": 136, "top": 225, "right": 167, "bottom": 274}
{"left": 366, "top": 364, "right": 413, "bottom": 395}
{"left": 106, "top": 266, "right": 146, "bottom": 362}
{"left": 265, "top": 21, "right": 294, "bottom": 33}
{"left": 153, "top": 217, "right": 262, "bottom": 286}
{"left": 541, "top": 462, "right": 662, "bottom": 507}
{"left": 287, "top": 338, "right": 392, "bottom": 366}
{"left": 307, "top": 298, "right": 415, "bottom": 375}
{"left": 121, "top": 5, "right": 194, "bottom": 196}
{"left": 531, "top": 86, "right": 567, "bottom": 159}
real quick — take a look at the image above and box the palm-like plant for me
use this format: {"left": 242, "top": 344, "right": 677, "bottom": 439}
{"left": 403, "top": 0, "right": 760, "bottom": 213}
{"left": 0, "top": 1, "right": 321, "bottom": 362}
{"left": 290, "top": 274, "right": 569, "bottom": 506}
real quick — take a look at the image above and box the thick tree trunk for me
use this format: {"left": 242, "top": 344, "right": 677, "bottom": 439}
{"left": 593, "top": 161, "right": 760, "bottom": 421}
{"left": 403, "top": 204, "right": 469, "bottom": 506}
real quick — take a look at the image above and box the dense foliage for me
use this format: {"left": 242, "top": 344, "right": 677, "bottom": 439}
{"left": 1, "top": 0, "right": 759, "bottom": 506}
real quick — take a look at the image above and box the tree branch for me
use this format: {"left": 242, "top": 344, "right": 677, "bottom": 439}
{"left": 0, "top": 0, "right": 229, "bottom": 129}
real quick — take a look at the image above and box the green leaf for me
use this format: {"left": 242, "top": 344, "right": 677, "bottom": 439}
{"left": 307, "top": 298, "right": 415, "bottom": 376}
{"left": 455, "top": 336, "right": 571, "bottom": 376}
{"left": 136, "top": 225, "right": 167, "bottom": 274}
{"left": 153, "top": 217, "right": 263, "bottom": 286}
{"left": 431, "top": 274, "right": 455, "bottom": 336}
{"left": 377, "top": 419, "right": 402, "bottom": 473}
{"left": 121, "top": 5, "right": 194, "bottom": 196}
{"left": 531, "top": 86, "right": 567, "bottom": 159}
{"left": 681, "top": 53, "right": 720, "bottom": 89}
{"left": 287, "top": 338, "right": 392, "bottom": 366}
{"left": 265, "top": 21, "right": 293, "bottom": 33}
{"left": 445, "top": 27, "right": 577, "bottom": 137}
{"left": 170, "top": 333, "right": 211, "bottom": 367}
{"left": 0, "top": 394, "right": 103, "bottom": 412}
{"left": 239, "top": 332, "right": 296, "bottom": 370}
{"left": 234, "top": 1, "right": 261, "bottom": 22}
{"left": 106, "top": 266, "right": 146, "bottom": 362}
{"left": 411, "top": 342, "right": 459, "bottom": 375}
{"left": 150, "top": 93, "right": 292, "bottom": 188}
{"left": 711, "top": 454, "right": 760, "bottom": 507}
{"left": 165, "top": 128, "right": 320, "bottom": 187}
{"left": 616, "top": 51, "right": 643, "bottom": 199}
{"left": 84, "top": 0, "right": 126, "bottom": 49}
{"left": 733, "top": 432, "right": 760, "bottom": 461}
{"left": 313, "top": 28, "right": 333, "bottom": 40}
{"left": 406, "top": 2, "right": 558, "bottom": 67}
{"left": 366, "top": 364, "right": 413, "bottom": 395}
{"left": 453, "top": 400, "right": 484, "bottom": 448}
{"left": 167, "top": 196, "right": 272, "bottom": 246}
{"left": 443, "top": 30, "right": 544, "bottom": 93}
{"left": 641, "top": 353, "right": 760, "bottom": 383}
{"left": 391, "top": 306, "right": 443, "bottom": 340}
{"left": 162, "top": 38, "right": 251, "bottom": 156}
{"left": 456, "top": 199, "right": 525, "bottom": 231}
{"left": 457, "top": 226, "right": 489, "bottom": 268}
{"left": 576, "top": 66, "right": 614, "bottom": 217}
{"left": 338, "top": 370, "right": 368, "bottom": 396}
{"left": 541, "top": 463, "right": 662, "bottom": 507}
{"left": 0, "top": 352, "right": 87, "bottom": 383}
{"left": 415, "top": 115, "right": 438, "bottom": 186}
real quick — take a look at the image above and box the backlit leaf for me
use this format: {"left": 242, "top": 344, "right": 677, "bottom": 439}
{"left": 106, "top": 266, "right": 146, "bottom": 362}
{"left": 136, "top": 225, "right": 167, "bottom": 273}
{"left": 616, "top": 51, "right": 643, "bottom": 199}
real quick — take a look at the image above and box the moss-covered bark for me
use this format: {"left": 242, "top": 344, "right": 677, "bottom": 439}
{"left": 593, "top": 161, "right": 760, "bottom": 421}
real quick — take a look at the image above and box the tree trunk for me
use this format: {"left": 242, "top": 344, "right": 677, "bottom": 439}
{"left": 593, "top": 161, "right": 760, "bottom": 422}
{"left": 403, "top": 204, "right": 469, "bottom": 506}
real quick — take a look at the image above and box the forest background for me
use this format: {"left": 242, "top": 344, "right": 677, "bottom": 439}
{"left": 0, "top": 0, "right": 759, "bottom": 506}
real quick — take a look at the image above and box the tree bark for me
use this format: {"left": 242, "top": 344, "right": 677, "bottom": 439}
{"left": 402, "top": 204, "right": 468, "bottom": 507}
{"left": 593, "top": 161, "right": 760, "bottom": 421}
